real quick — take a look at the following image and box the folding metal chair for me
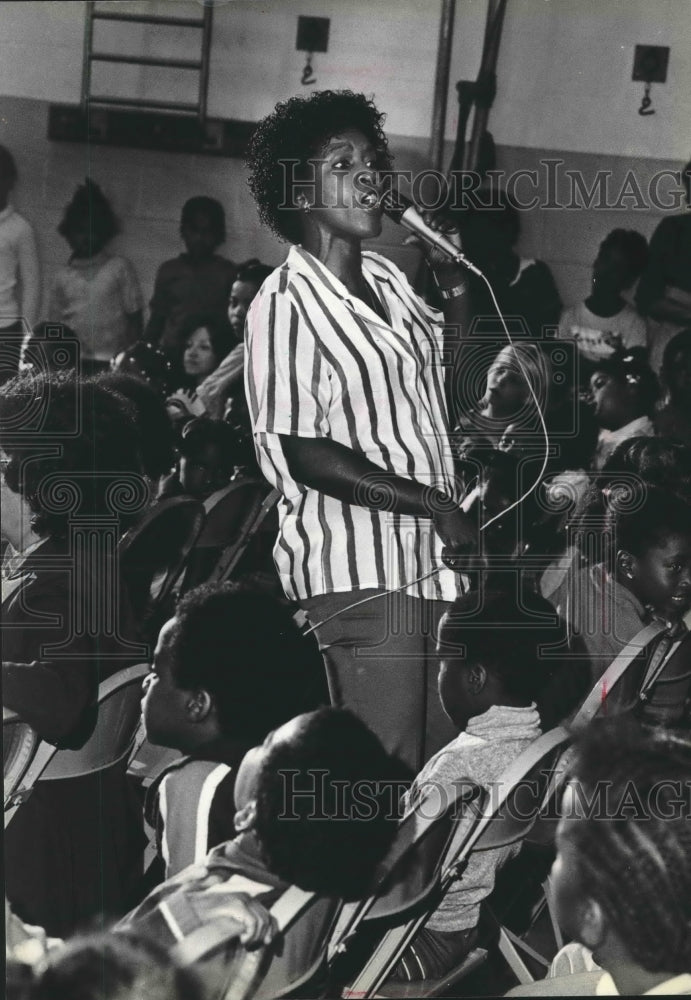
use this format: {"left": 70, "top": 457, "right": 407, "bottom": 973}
{"left": 4, "top": 662, "right": 150, "bottom": 828}
{"left": 327, "top": 778, "right": 484, "bottom": 999}
{"left": 179, "top": 479, "right": 279, "bottom": 593}
{"left": 342, "top": 727, "right": 571, "bottom": 999}
{"left": 118, "top": 497, "right": 205, "bottom": 642}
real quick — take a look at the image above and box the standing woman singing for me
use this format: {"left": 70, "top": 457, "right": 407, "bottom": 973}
{"left": 245, "top": 91, "right": 475, "bottom": 772}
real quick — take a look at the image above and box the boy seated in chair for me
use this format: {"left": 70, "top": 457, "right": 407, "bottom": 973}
{"left": 388, "top": 589, "right": 584, "bottom": 985}
{"left": 120, "top": 708, "right": 402, "bottom": 1000}
{"left": 141, "top": 583, "right": 327, "bottom": 877}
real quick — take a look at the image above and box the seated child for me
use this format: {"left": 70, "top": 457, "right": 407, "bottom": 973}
{"left": 388, "top": 590, "right": 583, "bottom": 984}
{"left": 655, "top": 327, "right": 691, "bottom": 447}
{"left": 165, "top": 313, "right": 235, "bottom": 424}
{"left": 158, "top": 416, "right": 236, "bottom": 501}
{"left": 141, "top": 583, "right": 328, "bottom": 877}
{"left": 0, "top": 145, "right": 40, "bottom": 346}
{"left": 506, "top": 718, "right": 691, "bottom": 997}
{"left": 558, "top": 229, "right": 648, "bottom": 369}
{"left": 588, "top": 349, "right": 659, "bottom": 469}
{"left": 453, "top": 342, "right": 550, "bottom": 453}
{"left": 120, "top": 708, "right": 401, "bottom": 1000}
{"left": 145, "top": 196, "right": 236, "bottom": 357}
{"left": 549, "top": 487, "right": 691, "bottom": 682}
{"left": 49, "top": 179, "right": 142, "bottom": 372}
{"left": 197, "top": 259, "right": 273, "bottom": 419}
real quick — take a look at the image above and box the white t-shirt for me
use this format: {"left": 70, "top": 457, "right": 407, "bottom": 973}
{"left": 0, "top": 205, "right": 40, "bottom": 328}
{"left": 49, "top": 251, "right": 142, "bottom": 360}
{"left": 558, "top": 301, "right": 647, "bottom": 363}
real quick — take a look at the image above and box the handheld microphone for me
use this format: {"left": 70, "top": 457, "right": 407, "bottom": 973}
{"left": 381, "top": 192, "right": 484, "bottom": 277}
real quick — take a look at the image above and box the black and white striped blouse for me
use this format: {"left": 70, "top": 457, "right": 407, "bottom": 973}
{"left": 245, "top": 245, "right": 460, "bottom": 602}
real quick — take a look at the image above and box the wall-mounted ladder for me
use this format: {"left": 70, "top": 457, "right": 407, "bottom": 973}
{"left": 81, "top": 1, "right": 213, "bottom": 120}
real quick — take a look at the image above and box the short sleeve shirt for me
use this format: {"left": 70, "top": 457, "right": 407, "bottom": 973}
{"left": 245, "top": 246, "right": 460, "bottom": 602}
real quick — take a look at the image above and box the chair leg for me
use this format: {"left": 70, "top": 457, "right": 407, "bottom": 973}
{"left": 342, "top": 915, "right": 425, "bottom": 1000}
{"left": 542, "top": 876, "right": 564, "bottom": 952}
{"left": 497, "top": 926, "right": 535, "bottom": 985}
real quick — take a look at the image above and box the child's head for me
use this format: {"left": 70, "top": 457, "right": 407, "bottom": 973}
{"left": 591, "top": 229, "right": 648, "bottom": 297}
{"left": 661, "top": 327, "right": 691, "bottom": 404}
{"left": 551, "top": 718, "right": 691, "bottom": 979}
{"left": 233, "top": 707, "right": 401, "bottom": 900}
{"left": 483, "top": 343, "right": 549, "bottom": 421}
{"left": 0, "top": 145, "right": 18, "bottom": 208}
{"left": 227, "top": 259, "right": 273, "bottom": 340}
{"left": 180, "top": 196, "right": 226, "bottom": 259}
{"left": 141, "top": 584, "right": 321, "bottom": 752}
{"left": 57, "top": 179, "right": 118, "bottom": 258}
{"left": 589, "top": 349, "right": 659, "bottom": 430}
{"left": 177, "top": 416, "right": 235, "bottom": 497}
{"left": 606, "top": 487, "right": 691, "bottom": 620}
{"left": 180, "top": 313, "right": 233, "bottom": 383}
{"left": 32, "top": 931, "right": 202, "bottom": 1000}
{"left": 437, "top": 590, "right": 562, "bottom": 729}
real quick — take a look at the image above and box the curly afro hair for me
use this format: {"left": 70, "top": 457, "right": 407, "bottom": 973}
{"left": 167, "top": 584, "right": 327, "bottom": 742}
{"left": 254, "top": 708, "right": 405, "bottom": 900}
{"left": 0, "top": 370, "right": 144, "bottom": 538}
{"left": 246, "top": 89, "right": 392, "bottom": 245}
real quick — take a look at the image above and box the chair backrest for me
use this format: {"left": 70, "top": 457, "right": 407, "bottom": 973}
{"left": 173, "top": 887, "right": 340, "bottom": 1000}
{"left": 180, "top": 480, "right": 279, "bottom": 592}
{"left": 441, "top": 727, "right": 571, "bottom": 873}
{"left": 118, "top": 497, "right": 205, "bottom": 625}
{"left": 328, "top": 778, "right": 482, "bottom": 961}
{"left": 4, "top": 664, "right": 151, "bottom": 828}
{"left": 4, "top": 710, "right": 40, "bottom": 807}
{"left": 341, "top": 729, "right": 571, "bottom": 1000}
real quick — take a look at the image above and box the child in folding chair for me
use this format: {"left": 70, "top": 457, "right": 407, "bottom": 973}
{"left": 140, "top": 583, "right": 329, "bottom": 879}
{"left": 549, "top": 486, "right": 691, "bottom": 688}
{"left": 386, "top": 589, "right": 583, "bottom": 986}
{"left": 506, "top": 717, "right": 691, "bottom": 996}
{"left": 120, "top": 708, "right": 402, "bottom": 1000}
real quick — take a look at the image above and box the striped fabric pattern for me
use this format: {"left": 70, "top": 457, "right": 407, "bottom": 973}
{"left": 245, "top": 245, "right": 459, "bottom": 602}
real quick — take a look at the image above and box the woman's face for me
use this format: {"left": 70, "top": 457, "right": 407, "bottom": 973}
{"left": 485, "top": 348, "right": 530, "bottom": 418}
{"left": 183, "top": 327, "right": 217, "bottom": 380}
{"left": 305, "top": 129, "right": 383, "bottom": 243}
{"left": 228, "top": 280, "right": 260, "bottom": 340}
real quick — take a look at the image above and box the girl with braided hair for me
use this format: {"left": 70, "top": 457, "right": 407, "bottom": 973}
{"left": 508, "top": 718, "right": 691, "bottom": 996}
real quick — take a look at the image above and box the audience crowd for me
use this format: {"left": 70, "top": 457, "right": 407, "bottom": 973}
{"left": 1, "top": 124, "right": 691, "bottom": 1000}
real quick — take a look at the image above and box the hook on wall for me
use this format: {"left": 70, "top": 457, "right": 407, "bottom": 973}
{"left": 301, "top": 53, "right": 316, "bottom": 86}
{"left": 638, "top": 81, "right": 655, "bottom": 117}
